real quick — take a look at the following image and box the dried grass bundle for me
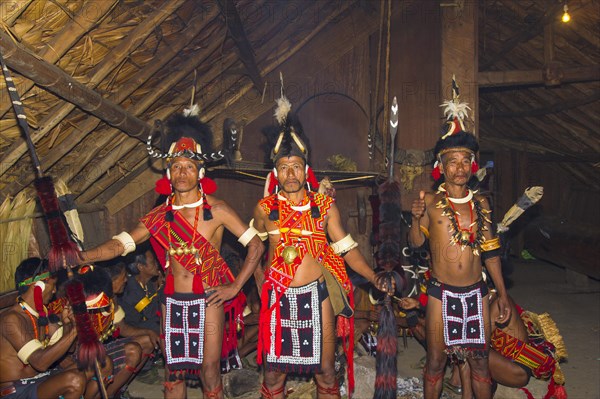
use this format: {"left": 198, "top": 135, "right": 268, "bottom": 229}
{"left": 0, "top": 192, "right": 36, "bottom": 292}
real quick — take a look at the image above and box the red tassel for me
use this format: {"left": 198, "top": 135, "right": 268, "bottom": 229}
{"left": 471, "top": 161, "right": 479, "bottom": 174}
{"left": 33, "top": 282, "right": 48, "bottom": 325}
{"left": 306, "top": 166, "right": 319, "bottom": 191}
{"left": 164, "top": 273, "right": 175, "bottom": 296}
{"left": 155, "top": 176, "right": 172, "bottom": 195}
{"left": 200, "top": 177, "right": 217, "bottom": 195}
{"left": 34, "top": 176, "right": 80, "bottom": 271}
{"left": 519, "top": 388, "right": 536, "bottom": 399}
{"left": 266, "top": 171, "right": 278, "bottom": 195}
{"left": 431, "top": 165, "right": 441, "bottom": 180}
{"left": 65, "top": 280, "right": 105, "bottom": 370}
{"left": 553, "top": 385, "right": 568, "bottom": 399}
{"left": 192, "top": 274, "right": 204, "bottom": 294}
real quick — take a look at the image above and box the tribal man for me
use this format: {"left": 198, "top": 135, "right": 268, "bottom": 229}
{"left": 81, "top": 110, "right": 264, "bottom": 399}
{"left": 0, "top": 258, "right": 88, "bottom": 399}
{"left": 253, "top": 95, "right": 390, "bottom": 399}
{"left": 409, "top": 82, "right": 510, "bottom": 399}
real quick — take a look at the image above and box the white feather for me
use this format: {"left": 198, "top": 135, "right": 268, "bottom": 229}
{"left": 440, "top": 100, "right": 471, "bottom": 121}
{"left": 183, "top": 103, "right": 200, "bottom": 117}
{"left": 274, "top": 96, "right": 291, "bottom": 124}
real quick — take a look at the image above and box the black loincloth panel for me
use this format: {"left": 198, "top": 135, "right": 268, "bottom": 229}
{"left": 265, "top": 281, "right": 323, "bottom": 374}
{"left": 440, "top": 280, "right": 488, "bottom": 358}
{"left": 164, "top": 293, "right": 206, "bottom": 374}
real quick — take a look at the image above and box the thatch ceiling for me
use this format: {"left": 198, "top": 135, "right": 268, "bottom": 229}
{"left": 0, "top": 0, "right": 598, "bottom": 213}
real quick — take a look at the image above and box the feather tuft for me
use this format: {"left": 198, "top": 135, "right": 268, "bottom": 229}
{"left": 440, "top": 99, "right": 471, "bottom": 121}
{"left": 183, "top": 103, "right": 200, "bottom": 117}
{"left": 274, "top": 96, "right": 292, "bottom": 125}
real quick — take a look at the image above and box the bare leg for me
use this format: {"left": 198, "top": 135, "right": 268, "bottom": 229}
{"left": 262, "top": 370, "right": 286, "bottom": 399}
{"left": 201, "top": 302, "right": 225, "bottom": 398}
{"left": 489, "top": 351, "right": 529, "bottom": 387}
{"left": 314, "top": 297, "right": 339, "bottom": 399}
{"left": 458, "top": 362, "right": 473, "bottom": 399}
{"left": 106, "top": 341, "right": 143, "bottom": 398}
{"left": 38, "top": 369, "right": 87, "bottom": 399}
{"left": 468, "top": 296, "right": 492, "bottom": 399}
{"left": 424, "top": 296, "right": 446, "bottom": 399}
{"left": 161, "top": 303, "right": 186, "bottom": 399}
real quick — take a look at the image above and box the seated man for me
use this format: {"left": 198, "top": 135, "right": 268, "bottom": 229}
{"left": 0, "top": 258, "right": 87, "bottom": 399}
{"left": 121, "top": 248, "right": 161, "bottom": 334}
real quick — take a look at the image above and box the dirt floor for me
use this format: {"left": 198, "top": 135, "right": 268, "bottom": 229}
{"left": 127, "top": 258, "right": 599, "bottom": 398}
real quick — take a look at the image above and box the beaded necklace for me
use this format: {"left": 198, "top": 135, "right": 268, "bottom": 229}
{"left": 167, "top": 202, "right": 201, "bottom": 264}
{"left": 436, "top": 185, "right": 491, "bottom": 255}
{"left": 17, "top": 297, "right": 49, "bottom": 341}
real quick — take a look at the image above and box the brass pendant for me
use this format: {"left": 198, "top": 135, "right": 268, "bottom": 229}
{"left": 460, "top": 230, "right": 471, "bottom": 243}
{"left": 282, "top": 246, "right": 298, "bottom": 265}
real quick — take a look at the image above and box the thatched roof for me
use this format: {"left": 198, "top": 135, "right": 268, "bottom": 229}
{"left": 0, "top": 0, "right": 598, "bottom": 214}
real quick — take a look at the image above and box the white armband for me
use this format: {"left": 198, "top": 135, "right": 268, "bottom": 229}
{"left": 17, "top": 339, "right": 44, "bottom": 364}
{"left": 238, "top": 226, "right": 260, "bottom": 247}
{"left": 47, "top": 326, "right": 64, "bottom": 346}
{"left": 112, "top": 231, "right": 136, "bottom": 256}
{"left": 113, "top": 305, "right": 125, "bottom": 324}
{"left": 331, "top": 234, "right": 358, "bottom": 255}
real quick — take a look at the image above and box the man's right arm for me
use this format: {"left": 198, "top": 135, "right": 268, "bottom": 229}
{"left": 408, "top": 191, "right": 430, "bottom": 248}
{"left": 3, "top": 312, "right": 77, "bottom": 372}
{"left": 80, "top": 222, "right": 151, "bottom": 264}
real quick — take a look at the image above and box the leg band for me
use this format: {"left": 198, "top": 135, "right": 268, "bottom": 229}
{"left": 203, "top": 384, "right": 223, "bottom": 398}
{"left": 125, "top": 364, "right": 138, "bottom": 374}
{"left": 260, "top": 382, "right": 285, "bottom": 399}
{"left": 423, "top": 366, "right": 444, "bottom": 386}
{"left": 315, "top": 379, "right": 341, "bottom": 398}
{"left": 472, "top": 370, "right": 493, "bottom": 385}
{"left": 162, "top": 379, "right": 184, "bottom": 392}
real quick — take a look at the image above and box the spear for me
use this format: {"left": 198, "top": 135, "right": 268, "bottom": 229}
{"left": 0, "top": 51, "right": 107, "bottom": 399}
{"left": 373, "top": 96, "right": 404, "bottom": 399}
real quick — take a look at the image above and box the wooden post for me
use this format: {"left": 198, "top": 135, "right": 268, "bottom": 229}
{"left": 441, "top": 0, "right": 478, "bottom": 136}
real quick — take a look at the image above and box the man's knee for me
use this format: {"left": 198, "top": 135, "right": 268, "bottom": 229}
{"left": 425, "top": 352, "right": 447, "bottom": 373}
{"left": 62, "top": 370, "right": 87, "bottom": 394}
{"left": 136, "top": 335, "right": 154, "bottom": 353}
{"left": 124, "top": 342, "right": 143, "bottom": 366}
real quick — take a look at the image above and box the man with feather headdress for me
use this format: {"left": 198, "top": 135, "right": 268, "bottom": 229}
{"left": 80, "top": 108, "right": 264, "bottom": 399}
{"left": 252, "top": 93, "right": 389, "bottom": 399}
{"left": 408, "top": 79, "right": 510, "bottom": 399}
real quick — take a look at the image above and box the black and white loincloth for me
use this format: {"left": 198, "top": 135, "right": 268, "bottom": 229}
{"left": 164, "top": 292, "right": 206, "bottom": 374}
{"left": 265, "top": 280, "right": 327, "bottom": 374}
{"left": 428, "top": 278, "right": 489, "bottom": 358}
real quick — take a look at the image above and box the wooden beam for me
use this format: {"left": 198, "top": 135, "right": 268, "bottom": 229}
{"left": 0, "top": 1, "right": 185, "bottom": 180}
{"left": 480, "top": 2, "right": 563, "bottom": 70}
{"left": 480, "top": 90, "right": 600, "bottom": 118}
{"left": 0, "top": 30, "right": 153, "bottom": 169}
{"left": 216, "top": 0, "right": 264, "bottom": 92}
{"left": 479, "top": 65, "right": 600, "bottom": 87}
{"left": 0, "top": 0, "right": 119, "bottom": 119}
{"left": 2, "top": 12, "right": 218, "bottom": 202}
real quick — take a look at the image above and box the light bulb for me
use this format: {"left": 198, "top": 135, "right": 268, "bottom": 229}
{"left": 562, "top": 4, "right": 571, "bottom": 23}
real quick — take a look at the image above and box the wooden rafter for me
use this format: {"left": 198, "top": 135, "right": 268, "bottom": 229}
{"left": 216, "top": 0, "right": 264, "bottom": 92}
{"left": 478, "top": 65, "right": 600, "bottom": 87}
{"left": 0, "top": 0, "right": 119, "bottom": 119}
{"left": 0, "top": 2, "right": 185, "bottom": 181}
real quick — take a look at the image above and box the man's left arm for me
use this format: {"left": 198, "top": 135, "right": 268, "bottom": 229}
{"left": 326, "top": 202, "right": 389, "bottom": 292}
{"left": 206, "top": 200, "right": 265, "bottom": 307}
{"left": 478, "top": 196, "right": 511, "bottom": 323}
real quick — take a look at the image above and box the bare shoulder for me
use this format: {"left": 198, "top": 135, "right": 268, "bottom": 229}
{"left": 475, "top": 194, "right": 491, "bottom": 209}
{"left": 205, "top": 195, "right": 230, "bottom": 213}
{"left": 0, "top": 310, "right": 26, "bottom": 338}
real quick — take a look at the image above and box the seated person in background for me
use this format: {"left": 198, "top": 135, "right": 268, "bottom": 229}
{"left": 0, "top": 258, "right": 89, "bottom": 399}
{"left": 445, "top": 290, "right": 567, "bottom": 399}
{"left": 121, "top": 248, "right": 161, "bottom": 334}
{"left": 105, "top": 262, "right": 161, "bottom": 385}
